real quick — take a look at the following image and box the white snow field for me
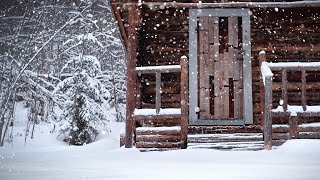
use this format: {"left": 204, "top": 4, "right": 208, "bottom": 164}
{"left": 0, "top": 106, "right": 319, "bottom": 180}
{"left": 1, "top": 130, "right": 320, "bottom": 180}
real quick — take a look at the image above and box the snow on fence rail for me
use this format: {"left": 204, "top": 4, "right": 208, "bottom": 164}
{"left": 259, "top": 51, "right": 320, "bottom": 150}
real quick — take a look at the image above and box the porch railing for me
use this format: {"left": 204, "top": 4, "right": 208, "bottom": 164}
{"left": 259, "top": 51, "right": 320, "bottom": 150}
{"left": 133, "top": 56, "right": 189, "bottom": 148}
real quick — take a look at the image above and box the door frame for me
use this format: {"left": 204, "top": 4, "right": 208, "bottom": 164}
{"left": 189, "top": 8, "right": 253, "bottom": 125}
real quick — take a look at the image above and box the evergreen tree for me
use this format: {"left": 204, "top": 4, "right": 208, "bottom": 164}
{"left": 54, "top": 55, "right": 111, "bottom": 145}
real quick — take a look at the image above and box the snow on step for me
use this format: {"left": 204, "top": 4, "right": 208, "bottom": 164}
{"left": 138, "top": 148, "right": 180, "bottom": 152}
{"left": 188, "top": 141, "right": 265, "bottom": 151}
{"left": 188, "top": 133, "right": 263, "bottom": 143}
{"left": 137, "top": 126, "right": 181, "bottom": 132}
{"left": 134, "top": 108, "right": 181, "bottom": 116}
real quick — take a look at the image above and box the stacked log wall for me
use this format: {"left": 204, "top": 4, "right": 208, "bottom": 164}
{"left": 119, "top": 3, "right": 320, "bottom": 124}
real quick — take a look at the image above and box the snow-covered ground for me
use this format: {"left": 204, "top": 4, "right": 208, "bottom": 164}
{"left": 1, "top": 105, "right": 320, "bottom": 180}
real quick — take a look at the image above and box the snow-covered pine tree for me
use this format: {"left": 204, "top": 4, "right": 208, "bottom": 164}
{"left": 53, "top": 1, "right": 113, "bottom": 145}
{"left": 54, "top": 55, "right": 111, "bottom": 145}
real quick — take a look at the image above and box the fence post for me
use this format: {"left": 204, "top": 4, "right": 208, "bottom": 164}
{"left": 289, "top": 116, "right": 299, "bottom": 139}
{"left": 264, "top": 75, "right": 273, "bottom": 150}
{"left": 259, "top": 51, "right": 266, "bottom": 130}
{"left": 180, "top": 56, "right": 189, "bottom": 149}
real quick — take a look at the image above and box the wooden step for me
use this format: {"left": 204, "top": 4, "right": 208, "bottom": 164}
{"left": 136, "top": 142, "right": 182, "bottom": 148}
{"left": 136, "top": 126, "right": 181, "bottom": 136}
{"left": 136, "top": 135, "right": 181, "bottom": 142}
{"left": 188, "top": 141, "right": 265, "bottom": 151}
{"left": 188, "top": 133, "right": 263, "bottom": 143}
{"left": 188, "top": 125, "right": 262, "bottom": 134}
{"left": 138, "top": 148, "right": 180, "bottom": 152}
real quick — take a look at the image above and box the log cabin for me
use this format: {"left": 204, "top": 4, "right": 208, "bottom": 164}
{"left": 111, "top": 0, "right": 320, "bottom": 151}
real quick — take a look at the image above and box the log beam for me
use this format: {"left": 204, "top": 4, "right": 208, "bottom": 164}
{"left": 125, "top": 4, "right": 140, "bottom": 148}
{"left": 120, "top": 1, "right": 320, "bottom": 9}
{"left": 110, "top": 0, "right": 128, "bottom": 48}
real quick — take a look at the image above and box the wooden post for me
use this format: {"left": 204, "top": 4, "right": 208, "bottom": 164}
{"left": 282, "top": 69, "right": 288, "bottom": 111}
{"left": 111, "top": 0, "right": 128, "bottom": 48}
{"left": 264, "top": 75, "right": 273, "bottom": 150}
{"left": 289, "top": 116, "right": 299, "bottom": 139}
{"left": 301, "top": 69, "right": 307, "bottom": 111}
{"left": 180, "top": 56, "right": 189, "bottom": 149}
{"left": 125, "top": 4, "right": 140, "bottom": 148}
{"left": 259, "top": 51, "right": 266, "bottom": 129}
{"left": 155, "top": 72, "right": 161, "bottom": 114}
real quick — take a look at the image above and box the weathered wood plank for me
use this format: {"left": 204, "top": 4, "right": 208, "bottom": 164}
{"left": 136, "top": 135, "right": 181, "bottom": 142}
{"left": 155, "top": 72, "right": 161, "bottom": 114}
{"left": 289, "top": 116, "right": 299, "bottom": 139}
{"left": 301, "top": 69, "right": 307, "bottom": 111}
{"left": 181, "top": 56, "right": 189, "bottom": 149}
{"left": 136, "top": 142, "right": 182, "bottom": 148}
{"left": 282, "top": 69, "right": 288, "bottom": 111}
{"left": 134, "top": 114, "right": 181, "bottom": 121}
{"left": 264, "top": 75, "right": 273, "bottom": 150}
{"left": 199, "top": 17, "right": 210, "bottom": 119}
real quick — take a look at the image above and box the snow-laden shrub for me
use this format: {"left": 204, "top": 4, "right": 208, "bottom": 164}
{"left": 54, "top": 55, "right": 111, "bottom": 145}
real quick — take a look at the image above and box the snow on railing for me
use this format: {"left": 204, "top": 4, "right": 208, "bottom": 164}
{"left": 272, "top": 105, "right": 320, "bottom": 117}
{"left": 259, "top": 50, "right": 320, "bottom": 150}
{"left": 134, "top": 108, "right": 181, "bottom": 116}
{"left": 261, "top": 61, "right": 273, "bottom": 85}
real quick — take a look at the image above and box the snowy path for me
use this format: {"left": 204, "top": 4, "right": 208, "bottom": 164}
{"left": 1, "top": 139, "right": 320, "bottom": 180}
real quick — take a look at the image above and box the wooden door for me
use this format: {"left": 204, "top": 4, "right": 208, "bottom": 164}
{"left": 198, "top": 16, "right": 243, "bottom": 120}
{"left": 189, "top": 9, "right": 253, "bottom": 125}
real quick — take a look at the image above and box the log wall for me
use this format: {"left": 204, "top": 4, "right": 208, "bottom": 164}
{"left": 116, "top": 1, "right": 320, "bottom": 125}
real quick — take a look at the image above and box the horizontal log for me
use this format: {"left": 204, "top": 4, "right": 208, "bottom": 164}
{"left": 272, "top": 140, "right": 287, "bottom": 147}
{"left": 188, "top": 134, "right": 263, "bottom": 143}
{"left": 136, "top": 128, "right": 181, "bottom": 136}
{"left": 138, "top": 118, "right": 181, "bottom": 127}
{"left": 298, "top": 126, "right": 320, "bottom": 132}
{"left": 272, "top": 125, "right": 289, "bottom": 133}
{"left": 145, "top": 85, "right": 180, "bottom": 94}
{"left": 142, "top": 102, "right": 181, "bottom": 109}
{"left": 299, "top": 132, "right": 320, "bottom": 139}
{"left": 188, "top": 125, "right": 262, "bottom": 134}
{"left": 142, "top": 94, "right": 181, "bottom": 103}
{"left": 272, "top": 133, "right": 289, "bottom": 140}
{"left": 135, "top": 142, "right": 182, "bottom": 148}
{"left": 272, "top": 82, "right": 320, "bottom": 92}
{"left": 121, "top": 2, "right": 320, "bottom": 9}
{"left": 136, "top": 135, "right": 181, "bottom": 142}
{"left": 135, "top": 114, "right": 181, "bottom": 121}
